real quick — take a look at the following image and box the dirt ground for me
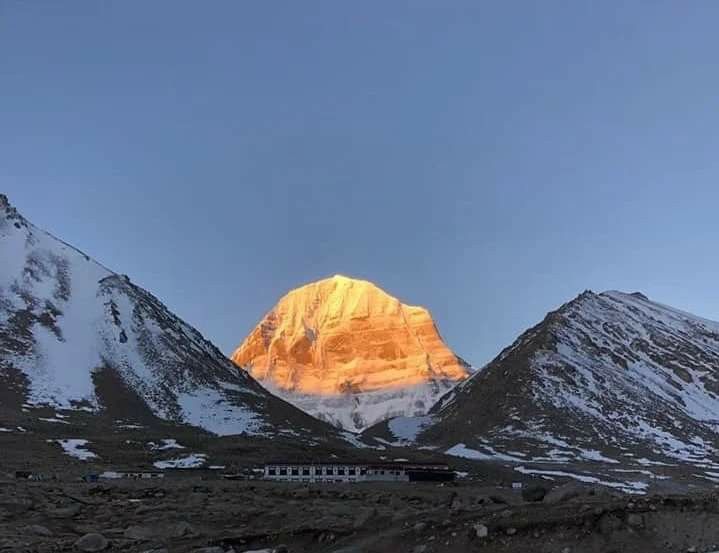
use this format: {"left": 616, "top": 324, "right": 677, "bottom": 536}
{"left": 3, "top": 476, "right": 719, "bottom": 553}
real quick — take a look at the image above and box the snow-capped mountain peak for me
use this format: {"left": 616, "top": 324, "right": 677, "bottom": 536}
{"left": 367, "top": 289, "right": 719, "bottom": 477}
{"left": 232, "top": 274, "right": 471, "bottom": 431}
{"left": 0, "top": 195, "right": 344, "bottom": 441}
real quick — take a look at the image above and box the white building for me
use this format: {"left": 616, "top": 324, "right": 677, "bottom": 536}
{"left": 262, "top": 461, "right": 453, "bottom": 483}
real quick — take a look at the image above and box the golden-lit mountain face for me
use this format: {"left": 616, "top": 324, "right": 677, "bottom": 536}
{"left": 232, "top": 275, "right": 469, "bottom": 400}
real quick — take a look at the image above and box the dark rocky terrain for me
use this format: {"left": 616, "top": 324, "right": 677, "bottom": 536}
{"left": 4, "top": 476, "right": 719, "bottom": 553}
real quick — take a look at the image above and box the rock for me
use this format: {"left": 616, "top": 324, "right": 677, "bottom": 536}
{"left": 167, "top": 521, "right": 196, "bottom": 538}
{"left": 74, "top": 533, "right": 109, "bottom": 552}
{"left": 353, "top": 507, "right": 375, "bottom": 528}
{"left": 48, "top": 505, "right": 82, "bottom": 519}
{"left": 626, "top": 513, "right": 644, "bottom": 529}
{"left": 291, "top": 487, "right": 310, "bottom": 499}
{"left": 23, "top": 524, "right": 53, "bottom": 537}
{"left": 543, "top": 483, "right": 586, "bottom": 505}
{"left": 413, "top": 546, "right": 428, "bottom": 553}
{"left": 191, "top": 548, "right": 224, "bottom": 553}
{"left": 598, "top": 514, "right": 622, "bottom": 535}
{"left": 521, "top": 485, "right": 548, "bottom": 502}
{"left": 124, "top": 525, "right": 155, "bottom": 540}
{"left": 471, "top": 523, "right": 488, "bottom": 539}
{"left": 449, "top": 494, "right": 463, "bottom": 511}
{"left": 413, "top": 522, "right": 428, "bottom": 533}
{"left": 506, "top": 527, "right": 517, "bottom": 536}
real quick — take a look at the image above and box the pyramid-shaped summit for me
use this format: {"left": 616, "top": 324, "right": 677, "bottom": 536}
{"left": 232, "top": 274, "right": 470, "bottom": 431}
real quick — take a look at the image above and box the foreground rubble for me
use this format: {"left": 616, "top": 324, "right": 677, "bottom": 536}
{"left": 2, "top": 477, "right": 719, "bottom": 552}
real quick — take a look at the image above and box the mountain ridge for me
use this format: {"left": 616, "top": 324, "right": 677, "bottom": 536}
{"left": 232, "top": 274, "right": 470, "bottom": 431}
{"left": 0, "top": 193, "right": 348, "bottom": 445}
{"left": 364, "top": 288, "right": 719, "bottom": 486}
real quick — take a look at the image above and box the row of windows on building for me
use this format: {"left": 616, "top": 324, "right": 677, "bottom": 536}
{"left": 267, "top": 466, "right": 403, "bottom": 477}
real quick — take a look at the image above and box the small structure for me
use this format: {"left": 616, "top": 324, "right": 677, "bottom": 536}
{"left": 262, "top": 461, "right": 454, "bottom": 483}
{"left": 99, "top": 470, "right": 165, "bottom": 480}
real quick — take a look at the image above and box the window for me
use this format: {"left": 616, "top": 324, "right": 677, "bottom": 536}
{"left": 291, "top": 467, "right": 299, "bottom": 476}
{"left": 326, "top": 467, "right": 334, "bottom": 475}
{"left": 337, "top": 467, "right": 345, "bottom": 475}
{"left": 302, "top": 467, "right": 310, "bottom": 476}
{"left": 348, "top": 468, "right": 356, "bottom": 475}
{"left": 279, "top": 468, "right": 287, "bottom": 476}
{"left": 268, "top": 468, "right": 276, "bottom": 476}
{"left": 360, "top": 468, "right": 367, "bottom": 475}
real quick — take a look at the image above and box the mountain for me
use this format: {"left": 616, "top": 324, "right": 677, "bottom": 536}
{"left": 366, "top": 290, "right": 719, "bottom": 483}
{"left": 0, "top": 194, "right": 347, "bottom": 446}
{"left": 232, "top": 275, "right": 470, "bottom": 431}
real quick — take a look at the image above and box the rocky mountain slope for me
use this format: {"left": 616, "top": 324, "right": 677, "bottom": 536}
{"left": 366, "top": 290, "right": 719, "bottom": 486}
{"left": 0, "top": 194, "right": 349, "bottom": 448}
{"left": 232, "top": 275, "right": 470, "bottom": 431}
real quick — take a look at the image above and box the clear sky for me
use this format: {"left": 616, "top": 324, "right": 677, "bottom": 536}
{"left": 2, "top": 1, "right": 719, "bottom": 367}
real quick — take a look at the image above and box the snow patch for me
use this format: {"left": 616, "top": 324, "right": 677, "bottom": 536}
{"left": 514, "top": 466, "right": 648, "bottom": 494}
{"left": 153, "top": 453, "right": 207, "bottom": 469}
{"left": 50, "top": 439, "right": 97, "bottom": 461}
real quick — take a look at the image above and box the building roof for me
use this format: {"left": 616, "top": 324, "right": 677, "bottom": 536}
{"left": 263, "top": 460, "right": 450, "bottom": 469}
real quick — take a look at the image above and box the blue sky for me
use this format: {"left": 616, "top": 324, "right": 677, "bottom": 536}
{"left": 2, "top": 1, "right": 719, "bottom": 366}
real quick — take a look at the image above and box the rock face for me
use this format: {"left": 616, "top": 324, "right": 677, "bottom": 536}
{"left": 232, "top": 275, "right": 470, "bottom": 431}
{"left": 369, "top": 290, "right": 719, "bottom": 474}
{"left": 0, "top": 194, "right": 347, "bottom": 444}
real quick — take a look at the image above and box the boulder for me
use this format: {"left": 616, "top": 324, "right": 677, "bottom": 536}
{"left": 543, "top": 483, "right": 588, "bottom": 505}
{"left": 352, "top": 507, "right": 376, "bottom": 528}
{"left": 413, "top": 522, "right": 428, "bottom": 533}
{"left": 23, "top": 524, "right": 53, "bottom": 537}
{"left": 124, "top": 526, "right": 155, "bottom": 541}
{"left": 521, "top": 485, "right": 548, "bottom": 502}
{"left": 598, "top": 513, "right": 622, "bottom": 535}
{"left": 74, "top": 533, "right": 108, "bottom": 552}
{"left": 470, "top": 523, "right": 488, "bottom": 539}
{"left": 626, "top": 513, "right": 645, "bottom": 529}
{"left": 167, "top": 521, "right": 196, "bottom": 538}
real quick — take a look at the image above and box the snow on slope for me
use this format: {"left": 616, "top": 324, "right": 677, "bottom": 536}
{"left": 368, "top": 290, "right": 719, "bottom": 475}
{"left": 0, "top": 195, "right": 346, "bottom": 441}
{"left": 261, "top": 379, "right": 453, "bottom": 432}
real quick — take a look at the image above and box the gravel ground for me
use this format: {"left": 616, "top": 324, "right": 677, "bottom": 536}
{"left": 3, "top": 477, "right": 719, "bottom": 552}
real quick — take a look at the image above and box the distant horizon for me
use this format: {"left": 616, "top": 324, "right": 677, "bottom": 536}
{"left": 4, "top": 2, "right": 719, "bottom": 367}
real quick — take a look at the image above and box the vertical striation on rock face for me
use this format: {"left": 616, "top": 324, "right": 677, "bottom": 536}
{"left": 231, "top": 275, "right": 470, "bottom": 430}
